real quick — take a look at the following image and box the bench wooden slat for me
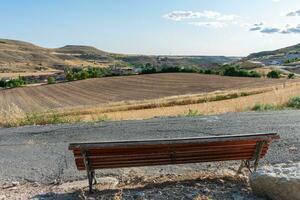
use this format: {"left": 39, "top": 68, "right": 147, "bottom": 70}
{"left": 74, "top": 148, "right": 268, "bottom": 166}
{"left": 72, "top": 140, "right": 263, "bottom": 156}
{"left": 74, "top": 146, "right": 266, "bottom": 160}
{"left": 76, "top": 155, "right": 259, "bottom": 170}
{"left": 69, "top": 133, "right": 278, "bottom": 150}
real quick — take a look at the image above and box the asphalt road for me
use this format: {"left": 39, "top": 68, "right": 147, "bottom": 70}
{"left": 0, "top": 110, "right": 299, "bottom": 184}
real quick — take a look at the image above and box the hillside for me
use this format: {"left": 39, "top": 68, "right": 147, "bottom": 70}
{"left": 248, "top": 43, "right": 300, "bottom": 59}
{"left": 0, "top": 38, "right": 236, "bottom": 73}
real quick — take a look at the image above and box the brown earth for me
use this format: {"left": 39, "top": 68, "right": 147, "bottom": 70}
{"left": 0, "top": 73, "right": 290, "bottom": 113}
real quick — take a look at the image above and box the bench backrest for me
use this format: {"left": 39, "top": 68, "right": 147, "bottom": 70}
{"left": 69, "top": 133, "right": 279, "bottom": 170}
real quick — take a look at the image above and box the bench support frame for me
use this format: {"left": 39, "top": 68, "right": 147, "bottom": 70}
{"left": 236, "top": 141, "right": 266, "bottom": 174}
{"left": 82, "top": 151, "right": 97, "bottom": 193}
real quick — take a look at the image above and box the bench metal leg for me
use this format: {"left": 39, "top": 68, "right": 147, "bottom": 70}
{"left": 82, "top": 151, "right": 95, "bottom": 193}
{"left": 237, "top": 141, "right": 266, "bottom": 174}
{"left": 253, "top": 141, "right": 266, "bottom": 171}
{"left": 237, "top": 160, "right": 245, "bottom": 174}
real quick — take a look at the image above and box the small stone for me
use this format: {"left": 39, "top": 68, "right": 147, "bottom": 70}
{"left": 218, "top": 179, "right": 225, "bottom": 184}
{"left": 11, "top": 181, "right": 19, "bottom": 186}
{"left": 203, "top": 188, "right": 210, "bottom": 194}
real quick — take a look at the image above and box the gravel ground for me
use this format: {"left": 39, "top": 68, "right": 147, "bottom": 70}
{"left": 0, "top": 110, "right": 299, "bottom": 185}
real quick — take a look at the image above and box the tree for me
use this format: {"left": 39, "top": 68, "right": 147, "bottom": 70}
{"left": 47, "top": 77, "right": 55, "bottom": 84}
{"left": 66, "top": 73, "right": 74, "bottom": 81}
{"left": 267, "top": 70, "right": 281, "bottom": 79}
{"left": 288, "top": 73, "right": 295, "bottom": 79}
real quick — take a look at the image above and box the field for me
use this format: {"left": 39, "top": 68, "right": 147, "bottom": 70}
{"left": 0, "top": 73, "right": 290, "bottom": 112}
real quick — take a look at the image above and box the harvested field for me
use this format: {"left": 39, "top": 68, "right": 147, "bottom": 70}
{"left": 0, "top": 73, "right": 293, "bottom": 113}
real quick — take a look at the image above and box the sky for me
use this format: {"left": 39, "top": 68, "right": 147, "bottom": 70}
{"left": 0, "top": 0, "right": 300, "bottom": 56}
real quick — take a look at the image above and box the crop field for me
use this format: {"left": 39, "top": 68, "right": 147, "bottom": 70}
{"left": 0, "top": 73, "right": 293, "bottom": 113}
{"left": 0, "top": 73, "right": 290, "bottom": 113}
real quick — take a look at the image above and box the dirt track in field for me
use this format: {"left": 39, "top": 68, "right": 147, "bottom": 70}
{"left": 0, "top": 73, "right": 288, "bottom": 112}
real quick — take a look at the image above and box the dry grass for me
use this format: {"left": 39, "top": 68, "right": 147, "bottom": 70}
{"left": 77, "top": 82, "right": 300, "bottom": 121}
{"left": 0, "top": 70, "right": 62, "bottom": 78}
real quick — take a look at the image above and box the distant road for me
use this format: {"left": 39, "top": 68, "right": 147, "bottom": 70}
{"left": 0, "top": 110, "right": 299, "bottom": 183}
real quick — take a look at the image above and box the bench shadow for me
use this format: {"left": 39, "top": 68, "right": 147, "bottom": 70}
{"left": 30, "top": 176, "right": 254, "bottom": 200}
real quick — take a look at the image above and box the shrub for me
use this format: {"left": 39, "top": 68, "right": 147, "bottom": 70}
{"left": 287, "top": 96, "right": 300, "bottom": 109}
{"left": 267, "top": 70, "right": 281, "bottom": 79}
{"left": 288, "top": 73, "right": 295, "bottom": 79}
{"left": 185, "top": 109, "right": 201, "bottom": 117}
{"left": 252, "top": 103, "right": 276, "bottom": 111}
{"left": 0, "top": 77, "right": 26, "bottom": 88}
{"left": 221, "top": 65, "right": 261, "bottom": 78}
{"left": 141, "top": 66, "right": 157, "bottom": 74}
{"left": 47, "top": 77, "right": 55, "bottom": 84}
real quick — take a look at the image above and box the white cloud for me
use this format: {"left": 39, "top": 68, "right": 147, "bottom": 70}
{"left": 189, "top": 21, "right": 227, "bottom": 29}
{"left": 163, "top": 10, "right": 239, "bottom": 29}
{"left": 286, "top": 9, "right": 300, "bottom": 17}
{"left": 163, "top": 10, "right": 221, "bottom": 21}
{"left": 217, "top": 14, "right": 239, "bottom": 21}
{"left": 249, "top": 22, "right": 300, "bottom": 34}
{"left": 163, "top": 10, "right": 238, "bottom": 22}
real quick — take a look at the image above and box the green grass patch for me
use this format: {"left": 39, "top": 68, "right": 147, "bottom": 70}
{"left": 185, "top": 109, "right": 202, "bottom": 117}
{"left": 251, "top": 103, "right": 278, "bottom": 111}
{"left": 287, "top": 96, "right": 300, "bottom": 109}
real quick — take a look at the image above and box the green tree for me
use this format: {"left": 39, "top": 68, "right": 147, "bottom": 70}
{"left": 47, "top": 77, "right": 55, "bottom": 84}
{"left": 288, "top": 73, "right": 295, "bottom": 79}
{"left": 267, "top": 70, "right": 281, "bottom": 79}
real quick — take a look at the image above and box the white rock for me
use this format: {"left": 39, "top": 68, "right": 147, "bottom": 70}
{"left": 0, "top": 195, "right": 6, "bottom": 200}
{"left": 250, "top": 162, "right": 300, "bottom": 200}
{"left": 11, "top": 181, "right": 19, "bottom": 186}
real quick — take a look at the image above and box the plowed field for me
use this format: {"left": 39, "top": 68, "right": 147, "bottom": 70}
{"left": 0, "top": 73, "right": 287, "bottom": 112}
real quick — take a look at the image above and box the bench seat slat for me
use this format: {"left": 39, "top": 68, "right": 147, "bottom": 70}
{"left": 69, "top": 133, "right": 279, "bottom": 150}
{"left": 70, "top": 139, "right": 269, "bottom": 152}
{"left": 72, "top": 141, "right": 267, "bottom": 157}
{"left": 73, "top": 146, "right": 268, "bottom": 162}
{"left": 75, "top": 150, "right": 268, "bottom": 170}
{"left": 76, "top": 155, "right": 258, "bottom": 170}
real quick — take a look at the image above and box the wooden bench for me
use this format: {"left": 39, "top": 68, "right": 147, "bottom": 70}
{"left": 69, "top": 133, "right": 279, "bottom": 192}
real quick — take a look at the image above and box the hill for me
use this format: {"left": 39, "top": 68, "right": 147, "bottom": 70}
{"left": 248, "top": 43, "right": 300, "bottom": 59}
{"left": 0, "top": 38, "right": 236, "bottom": 73}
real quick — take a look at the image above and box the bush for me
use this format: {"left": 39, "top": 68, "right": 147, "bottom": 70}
{"left": 267, "top": 70, "right": 281, "bottom": 79}
{"left": 288, "top": 73, "right": 295, "bottom": 79}
{"left": 47, "top": 77, "right": 55, "bottom": 84}
{"left": 185, "top": 109, "right": 201, "bottom": 117}
{"left": 287, "top": 96, "right": 300, "bottom": 109}
{"left": 252, "top": 103, "right": 276, "bottom": 111}
{"left": 141, "top": 67, "right": 157, "bottom": 74}
{"left": 0, "top": 77, "right": 26, "bottom": 88}
{"left": 221, "top": 65, "right": 261, "bottom": 78}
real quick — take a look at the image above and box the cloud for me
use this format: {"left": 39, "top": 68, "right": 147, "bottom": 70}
{"left": 249, "top": 22, "right": 300, "bottom": 34}
{"left": 249, "top": 26, "right": 262, "bottom": 31}
{"left": 163, "top": 10, "right": 221, "bottom": 21}
{"left": 260, "top": 27, "right": 281, "bottom": 34}
{"left": 163, "top": 10, "right": 238, "bottom": 22}
{"left": 189, "top": 21, "right": 227, "bottom": 28}
{"left": 286, "top": 10, "right": 300, "bottom": 17}
{"left": 217, "top": 14, "right": 239, "bottom": 21}
{"left": 249, "top": 22, "right": 264, "bottom": 31}
{"left": 163, "top": 10, "right": 239, "bottom": 30}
